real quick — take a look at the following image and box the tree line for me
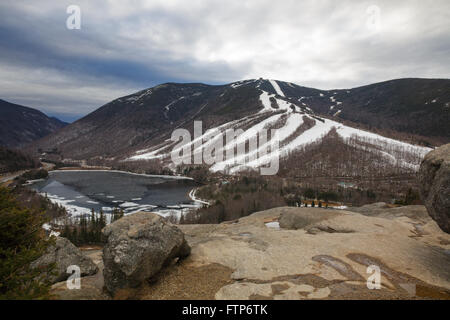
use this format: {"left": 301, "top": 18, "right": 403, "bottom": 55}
{"left": 61, "top": 208, "right": 124, "bottom": 246}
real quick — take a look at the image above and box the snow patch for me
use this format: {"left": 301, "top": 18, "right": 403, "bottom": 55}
{"left": 163, "top": 96, "right": 185, "bottom": 119}
{"left": 231, "top": 79, "right": 256, "bottom": 89}
{"left": 265, "top": 221, "right": 280, "bottom": 229}
{"left": 119, "top": 202, "right": 140, "bottom": 208}
{"left": 259, "top": 91, "right": 275, "bottom": 113}
{"left": 189, "top": 188, "right": 211, "bottom": 206}
{"left": 268, "top": 80, "right": 285, "bottom": 97}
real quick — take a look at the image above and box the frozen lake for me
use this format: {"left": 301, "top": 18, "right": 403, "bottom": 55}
{"left": 29, "top": 170, "right": 201, "bottom": 220}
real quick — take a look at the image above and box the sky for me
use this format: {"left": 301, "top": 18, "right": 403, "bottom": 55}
{"left": 0, "top": 0, "right": 449, "bottom": 122}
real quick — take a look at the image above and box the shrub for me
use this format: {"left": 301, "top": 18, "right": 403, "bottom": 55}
{"left": 318, "top": 191, "right": 338, "bottom": 202}
{"left": 303, "top": 188, "right": 315, "bottom": 199}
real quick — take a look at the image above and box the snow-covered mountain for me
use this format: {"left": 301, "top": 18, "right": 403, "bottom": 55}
{"left": 128, "top": 79, "right": 432, "bottom": 174}
{"left": 28, "top": 78, "right": 447, "bottom": 174}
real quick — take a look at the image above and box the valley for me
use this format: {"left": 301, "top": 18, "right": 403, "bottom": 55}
{"left": 16, "top": 78, "right": 445, "bottom": 224}
{"left": 1, "top": 0, "right": 450, "bottom": 306}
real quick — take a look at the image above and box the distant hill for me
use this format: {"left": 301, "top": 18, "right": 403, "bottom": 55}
{"left": 0, "top": 99, "right": 67, "bottom": 148}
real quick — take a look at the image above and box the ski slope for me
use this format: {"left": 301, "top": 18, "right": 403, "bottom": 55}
{"left": 128, "top": 80, "right": 432, "bottom": 174}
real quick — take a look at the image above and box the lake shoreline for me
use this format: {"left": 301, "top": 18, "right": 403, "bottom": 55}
{"left": 50, "top": 169, "right": 194, "bottom": 181}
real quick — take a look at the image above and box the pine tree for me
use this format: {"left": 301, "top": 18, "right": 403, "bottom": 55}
{"left": 79, "top": 215, "right": 88, "bottom": 244}
{"left": 0, "top": 187, "right": 55, "bottom": 299}
{"left": 90, "top": 208, "right": 95, "bottom": 225}
{"left": 99, "top": 210, "right": 106, "bottom": 229}
{"left": 71, "top": 227, "right": 79, "bottom": 245}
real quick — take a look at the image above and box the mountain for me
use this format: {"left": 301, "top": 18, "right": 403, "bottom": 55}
{"left": 296, "top": 78, "right": 450, "bottom": 144}
{"left": 27, "top": 78, "right": 448, "bottom": 174}
{"left": 0, "top": 99, "right": 67, "bottom": 148}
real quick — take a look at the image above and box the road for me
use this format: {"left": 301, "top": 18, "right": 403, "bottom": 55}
{"left": 0, "top": 161, "right": 55, "bottom": 185}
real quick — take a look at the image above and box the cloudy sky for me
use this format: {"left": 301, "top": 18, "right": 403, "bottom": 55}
{"left": 0, "top": 0, "right": 449, "bottom": 122}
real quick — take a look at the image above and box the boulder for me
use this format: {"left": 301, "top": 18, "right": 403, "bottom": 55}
{"left": 50, "top": 249, "right": 108, "bottom": 300}
{"left": 102, "top": 212, "right": 191, "bottom": 294}
{"left": 418, "top": 144, "right": 450, "bottom": 233}
{"left": 278, "top": 207, "right": 341, "bottom": 230}
{"left": 346, "top": 202, "right": 389, "bottom": 216}
{"left": 31, "top": 237, "right": 98, "bottom": 284}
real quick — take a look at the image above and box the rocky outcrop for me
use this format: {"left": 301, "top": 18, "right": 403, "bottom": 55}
{"left": 279, "top": 207, "right": 342, "bottom": 231}
{"left": 48, "top": 205, "right": 450, "bottom": 300}
{"left": 31, "top": 237, "right": 98, "bottom": 284}
{"left": 418, "top": 143, "right": 450, "bottom": 233}
{"left": 102, "top": 212, "right": 191, "bottom": 295}
{"left": 178, "top": 206, "right": 450, "bottom": 300}
{"left": 50, "top": 249, "right": 108, "bottom": 300}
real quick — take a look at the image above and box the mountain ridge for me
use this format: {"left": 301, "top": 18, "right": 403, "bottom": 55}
{"left": 0, "top": 99, "right": 67, "bottom": 148}
{"left": 24, "top": 78, "right": 448, "bottom": 172}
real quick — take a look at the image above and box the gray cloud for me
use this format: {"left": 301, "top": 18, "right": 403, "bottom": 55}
{"left": 0, "top": 0, "right": 449, "bottom": 121}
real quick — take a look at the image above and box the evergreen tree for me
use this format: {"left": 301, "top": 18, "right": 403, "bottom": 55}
{"left": 80, "top": 215, "right": 88, "bottom": 244}
{"left": 71, "top": 227, "right": 79, "bottom": 245}
{"left": 0, "top": 187, "right": 54, "bottom": 299}
{"left": 99, "top": 210, "right": 106, "bottom": 230}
